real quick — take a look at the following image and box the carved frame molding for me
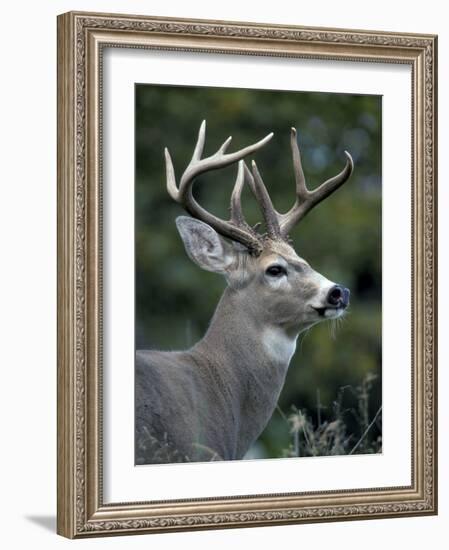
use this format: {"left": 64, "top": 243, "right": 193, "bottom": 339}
{"left": 57, "top": 11, "right": 437, "bottom": 538}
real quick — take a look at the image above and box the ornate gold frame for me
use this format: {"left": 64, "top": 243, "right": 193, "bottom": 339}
{"left": 57, "top": 11, "right": 438, "bottom": 538}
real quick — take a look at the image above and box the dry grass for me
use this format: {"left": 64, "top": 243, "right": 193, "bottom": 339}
{"left": 279, "top": 373, "right": 382, "bottom": 458}
{"left": 136, "top": 426, "right": 190, "bottom": 464}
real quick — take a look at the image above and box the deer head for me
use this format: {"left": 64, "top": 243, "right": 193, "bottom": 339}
{"left": 164, "top": 120, "right": 353, "bottom": 337}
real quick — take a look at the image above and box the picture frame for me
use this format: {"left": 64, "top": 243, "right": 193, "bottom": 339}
{"left": 57, "top": 10, "right": 437, "bottom": 538}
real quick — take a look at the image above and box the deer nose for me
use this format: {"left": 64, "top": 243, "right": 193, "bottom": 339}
{"left": 327, "top": 285, "right": 350, "bottom": 308}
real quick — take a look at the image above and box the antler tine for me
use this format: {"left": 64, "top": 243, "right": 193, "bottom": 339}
{"left": 290, "top": 127, "right": 308, "bottom": 200}
{"left": 230, "top": 161, "right": 250, "bottom": 228}
{"left": 178, "top": 123, "right": 273, "bottom": 194}
{"left": 247, "top": 161, "right": 282, "bottom": 239}
{"left": 191, "top": 119, "right": 206, "bottom": 161}
{"left": 279, "top": 127, "right": 354, "bottom": 237}
{"left": 165, "top": 148, "right": 179, "bottom": 201}
{"left": 165, "top": 121, "right": 273, "bottom": 253}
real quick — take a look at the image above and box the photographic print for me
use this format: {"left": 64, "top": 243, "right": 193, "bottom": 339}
{"left": 134, "top": 85, "right": 382, "bottom": 465}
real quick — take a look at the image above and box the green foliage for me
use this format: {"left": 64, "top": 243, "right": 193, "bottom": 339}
{"left": 135, "top": 84, "right": 382, "bottom": 458}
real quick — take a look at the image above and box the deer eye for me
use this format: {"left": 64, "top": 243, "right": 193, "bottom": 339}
{"left": 266, "top": 265, "right": 287, "bottom": 277}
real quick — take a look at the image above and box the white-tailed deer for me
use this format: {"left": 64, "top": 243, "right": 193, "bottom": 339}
{"left": 136, "top": 121, "right": 353, "bottom": 464}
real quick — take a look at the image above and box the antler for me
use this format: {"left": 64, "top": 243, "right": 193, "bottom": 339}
{"left": 165, "top": 122, "right": 353, "bottom": 253}
{"left": 165, "top": 120, "right": 273, "bottom": 254}
{"left": 280, "top": 128, "right": 354, "bottom": 237}
{"left": 245, "top": 127, "right": 354, "bottom": 240}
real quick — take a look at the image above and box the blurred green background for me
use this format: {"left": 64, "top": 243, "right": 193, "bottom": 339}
{"left": 135, "top": 84, "right": 382, "bottom": 459}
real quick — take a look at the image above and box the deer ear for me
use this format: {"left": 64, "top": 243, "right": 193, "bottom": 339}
{"left": 175, "top": 216, "right": 237, "bottom": 273}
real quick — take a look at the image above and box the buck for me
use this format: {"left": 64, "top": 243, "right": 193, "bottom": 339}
{"left": 136, "top": 121, "right": 353, "bottom": 464}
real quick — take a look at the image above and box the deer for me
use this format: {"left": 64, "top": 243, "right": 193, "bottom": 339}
{"left": 136, "top": 121, "right": 353, "bottom": 464}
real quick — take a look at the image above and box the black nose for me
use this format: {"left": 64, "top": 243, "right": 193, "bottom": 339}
{"left": 327, "top": 285, "right": 350, "bottom": 308}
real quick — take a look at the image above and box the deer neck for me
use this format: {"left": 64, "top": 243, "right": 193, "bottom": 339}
{"left": 192, "top": 286, "right": 298, "bottom": 456}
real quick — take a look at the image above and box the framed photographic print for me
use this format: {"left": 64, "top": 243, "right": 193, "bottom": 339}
{"left": 57, "top": 11, "right": 438, "bottom": 538}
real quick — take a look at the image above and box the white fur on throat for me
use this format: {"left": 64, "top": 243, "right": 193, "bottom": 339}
{"left": 262, "top": 327, "right": 297, "bottom": 365}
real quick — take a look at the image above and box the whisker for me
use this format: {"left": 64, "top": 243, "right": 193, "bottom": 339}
{"left": 327, "top": 314, "right": 347, "bottom": 340}
{"left": 331, "top": 319, "right": 337, "bottom": 340}
{"left": 298, "top": 328, "right": 312, "bottom": 353}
